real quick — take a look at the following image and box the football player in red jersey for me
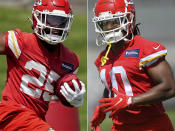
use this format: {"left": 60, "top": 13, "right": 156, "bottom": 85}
{"left": 90, "top": 0, "right": 175, "bottom": 131}
{"left": 0, "top": 0, "right": 85, "bottom": 130}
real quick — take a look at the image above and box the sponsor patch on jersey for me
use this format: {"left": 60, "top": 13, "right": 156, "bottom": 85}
{"left": 125, "top": 49, "right": 140, "bottom": 57}
{"left": 61, "top": 61, "right": 74, "bottom": 73}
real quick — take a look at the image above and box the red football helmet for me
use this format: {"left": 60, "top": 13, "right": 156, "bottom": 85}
{"left": 93, "top": 0, "right": 135, "bottom": 46}
{"left": 32, "top": 0, "right": 73, "bottom": 45}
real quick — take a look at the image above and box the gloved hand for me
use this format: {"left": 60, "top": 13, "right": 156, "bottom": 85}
{"left": 60, "top": 79, "right": 86, "bottom": 107}
{"left": 99, "top": 88, "right": 132, "bottom": 117}
{"left": 90, "top": 106, "right": 106, "bottom": 131}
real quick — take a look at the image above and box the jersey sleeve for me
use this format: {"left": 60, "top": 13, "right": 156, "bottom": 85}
{"left": 5, "top": 29, "right": 23, "bottom": 59}
{"left": 139, "top": 42, "right": 167, "bottom": 70}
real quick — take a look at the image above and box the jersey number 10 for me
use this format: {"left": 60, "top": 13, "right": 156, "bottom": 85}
{"left": 100, "top": 66, "right": 133, "bottom": 97}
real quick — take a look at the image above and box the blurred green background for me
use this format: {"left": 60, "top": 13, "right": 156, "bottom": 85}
{"left": 0, "top": 7, "right": 87, "bottom": 130}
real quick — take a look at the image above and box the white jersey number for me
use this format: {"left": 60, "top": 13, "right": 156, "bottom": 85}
{"left": 100, "top": 66, "right": 133, "bottom": 97}
{"left": 20, "top": 60, "right": 60, "bottom": 101}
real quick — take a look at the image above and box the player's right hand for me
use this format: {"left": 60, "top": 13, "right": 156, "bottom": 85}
{"left": 99, "top": 88, "right": 132, "bottom": 117}
{"left": 60, "top": 80, "right": 86, "bottom": 107}
{"left": 90, "top": 106, "right": 106, "bottom": 131}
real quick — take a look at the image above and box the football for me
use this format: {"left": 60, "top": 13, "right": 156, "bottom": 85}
{"left": 54, "top": 73, "right": 82, "bottom": 107}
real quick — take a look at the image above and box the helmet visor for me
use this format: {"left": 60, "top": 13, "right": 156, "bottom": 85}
{"left": 41, "top": 14, "right": 69, "bottom": 29}
{"left": 96, "top": 16, "right": 127, "bottom": 32}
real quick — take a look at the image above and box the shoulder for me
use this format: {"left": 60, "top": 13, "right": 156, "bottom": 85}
{"left": 6, "top": 29, "right": 36, "bottom": 46}
{"left": 5, "top": 29, "right": 38, "bottom": 59}
{"left": 94, "top": 49, "right": 106, "bottom": 67}
{"left": 7, "top": 29, "right": 34, "bottom": 39}
{"left": 15, "top": 29, "right": 37, "bottom": 43}
{"left": 4, "top": 29, "right": 24, "bottom": 59}
{"left": 134, "top": 35, "right": 166, "bottom": 51}
{"left": 60, "top": 43, "right": 79, "bottom": 60}
{"left": 134, "top": 36, "right": 167, "bottom": 69}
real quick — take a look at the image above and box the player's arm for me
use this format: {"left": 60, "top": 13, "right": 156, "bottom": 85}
{"left": 132, "top": 60, "right": 175, "bottom": 105}
{"left": 99, "top": 60, "right": 175, "bottom": 117}
{"left": 0, "top": 33, "right": 5, "bottom": 54}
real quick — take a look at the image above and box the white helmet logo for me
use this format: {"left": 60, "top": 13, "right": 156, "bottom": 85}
{"left": 34, "top": 0, "right": 42, "bottom": 6}
{"left": 125, "top": 0, "right": 134, "bottom": 5}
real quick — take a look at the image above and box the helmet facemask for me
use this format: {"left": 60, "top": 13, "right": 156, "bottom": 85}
{"left": 93, "top": 11, "right": 134, "bottom": 46}
{"left": 33, "top": 10, "right": 73, "bottom": 45}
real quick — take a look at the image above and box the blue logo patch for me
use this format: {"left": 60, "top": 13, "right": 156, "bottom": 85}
{"left": 61, "top": 62, "right": 74, "bottom": 73}
{"left": 125, "top": 49, "right": 140, "bottom": 57}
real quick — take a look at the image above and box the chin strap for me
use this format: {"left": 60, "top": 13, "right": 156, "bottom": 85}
{"left": 100, "top": 42, "right": 112, "bottom": 66}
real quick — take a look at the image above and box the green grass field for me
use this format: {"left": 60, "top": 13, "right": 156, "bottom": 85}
{"left": 0, "top": 7, "right": 87, "bottom": 130}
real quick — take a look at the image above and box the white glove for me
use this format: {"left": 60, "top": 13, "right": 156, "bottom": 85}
{"left": 60, "top": 79, "right": 86, "bottom": 107}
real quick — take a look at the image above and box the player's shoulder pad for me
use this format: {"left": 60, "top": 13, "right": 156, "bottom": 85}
{"left": 17, "top": 29, "right": 36, "bottom": 46}
{"left": 12, "top": 29, "right": 36, "bottom": 46}
{"left": 60, "top": 43, "right": 79, "bottom": 61}
{"left": 13, "top": 29, "right": 38, "bottom": 50}
{"left": 5, "top": 29, "right": 24, "bottom": 59}
{"left": 137, "top": 36, "right": 167, "bottom": 69}
{"left": 10, "top": 29, "right": 23, "bottom": 41}
{"left": 135, "top": 35, "right": 166, "bottom": 51}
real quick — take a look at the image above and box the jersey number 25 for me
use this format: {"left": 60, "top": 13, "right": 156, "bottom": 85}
{"left": 20, "top": 60, "right": 60, "bottom": 102}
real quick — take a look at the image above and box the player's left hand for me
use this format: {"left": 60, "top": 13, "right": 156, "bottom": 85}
{"left": 90, "top": 106, "right": 106, "bottom": 131}
{"left": 60, "top": 80, "right": 86, "bottom": 107}
{"left": 99, "top": 88, "right": 132, "bottom": 117}
{"left": 91, "top": 125, "right": 101, "bottom": 131}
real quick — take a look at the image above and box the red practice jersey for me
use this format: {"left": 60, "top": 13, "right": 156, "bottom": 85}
{"left": 95, "top": 35, "right": 167, "bottom": 125}
{"left": 2, "top": 29, "right": 79, "bottom": 120}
